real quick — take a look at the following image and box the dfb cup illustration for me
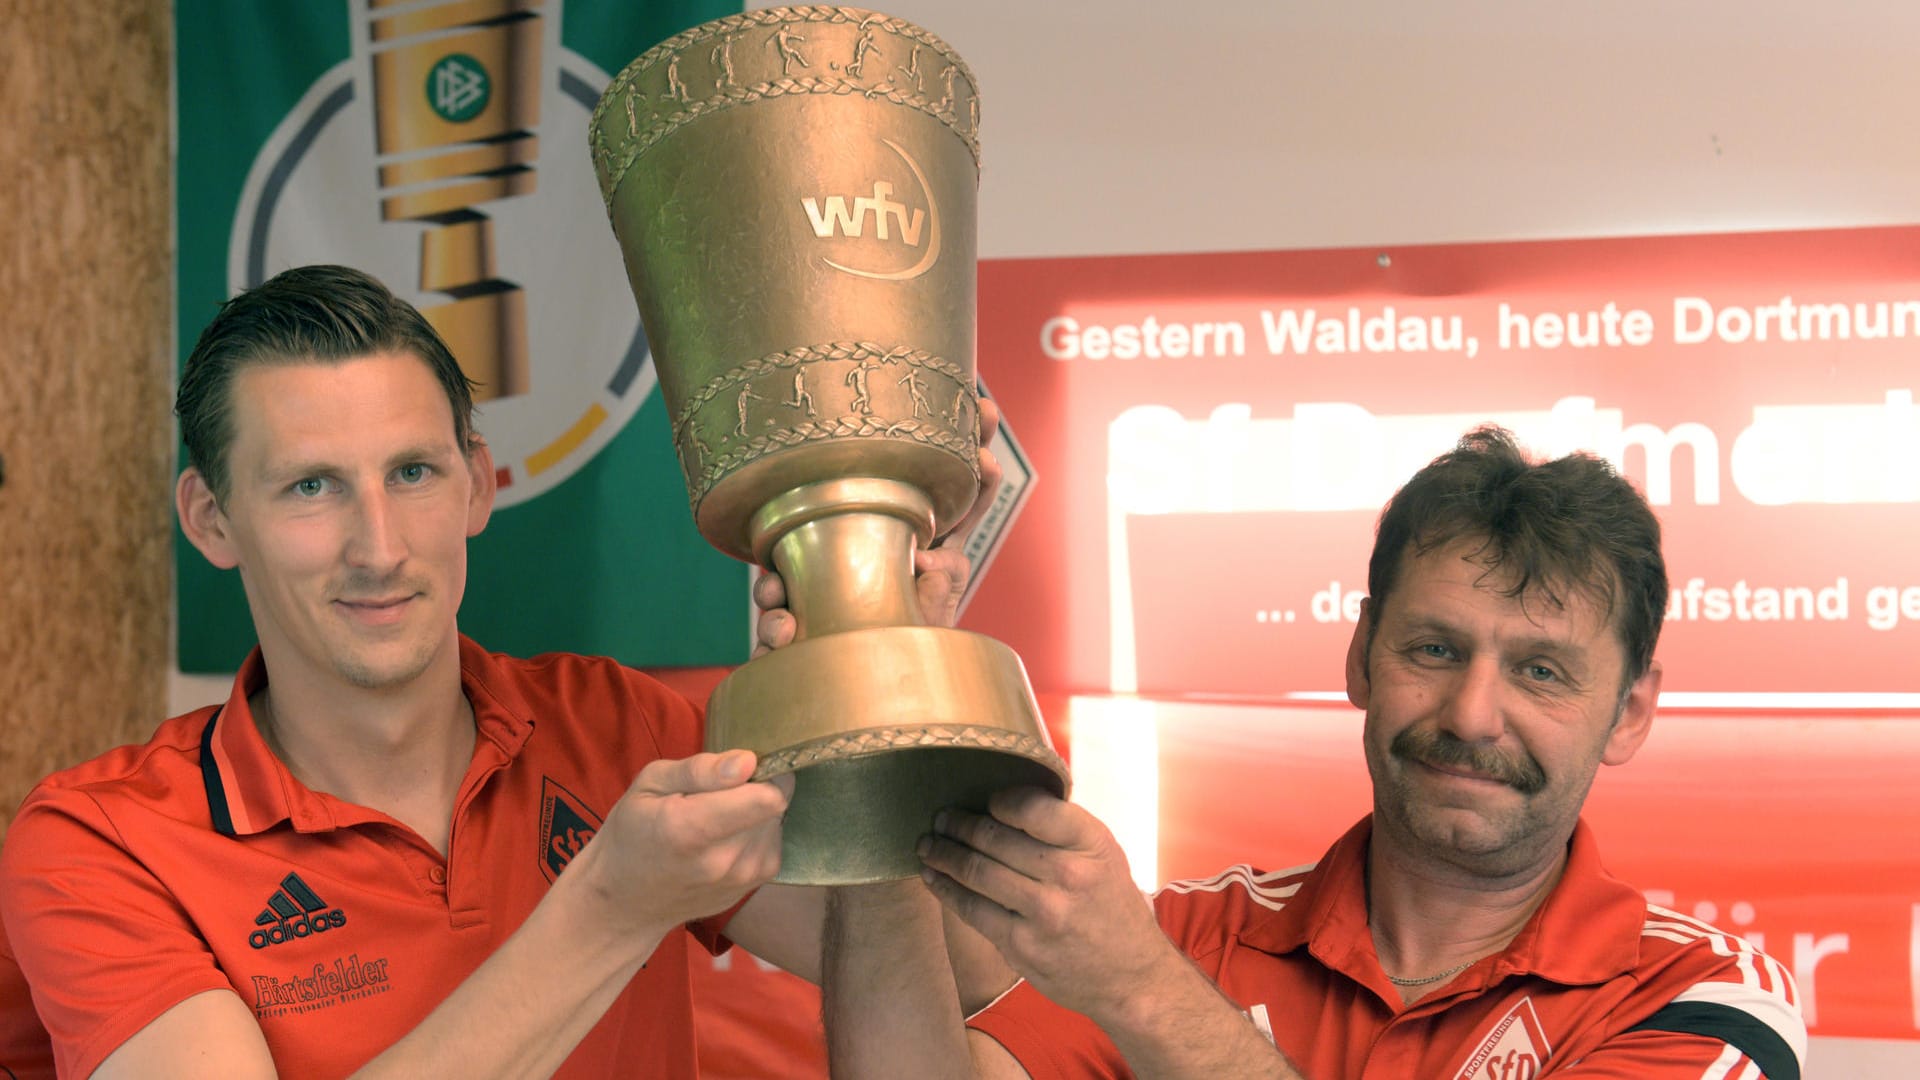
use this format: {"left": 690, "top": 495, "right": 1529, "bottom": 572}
{"left": 367, "top": 0, "right": 540, "bottom": 402}
{"left": 590, "top": 6, "right": 1068, "bottom": 883}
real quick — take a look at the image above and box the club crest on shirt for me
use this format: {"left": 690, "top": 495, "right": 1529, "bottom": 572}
{"left": 1454, "top": 996, "right": 1553, "bottom": 1080}
{"left": 538, "top": 777, "right": 605, "bottom": 883}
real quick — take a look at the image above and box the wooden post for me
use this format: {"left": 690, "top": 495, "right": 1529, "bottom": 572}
{"left": 0, "top": 0, "right": 173, "bottom": 830}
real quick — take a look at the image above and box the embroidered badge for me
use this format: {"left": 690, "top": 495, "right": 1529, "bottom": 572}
{"left": 1453, "top": 996, "right": 1553, "bottom": 1080}
{"left": 538, "top": 776, "right": 604, "bottom": 883}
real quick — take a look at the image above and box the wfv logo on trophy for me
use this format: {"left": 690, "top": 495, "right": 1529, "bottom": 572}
{"left": 799, "top": 138, "right": 941, "bottom": 282}
{"left": 802, "top": 181, "right": 927, "bottom": 245}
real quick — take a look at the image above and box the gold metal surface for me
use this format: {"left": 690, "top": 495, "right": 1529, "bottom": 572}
{"left": 377, "top": 136, "right": 539, "bottom": 188}
{"left": 370, "top": 0, "right": 542, "bottom": 41}
{"left": 379, "top": 173, "right": 538, "bottom": 223}
{"left": 422, "top": 290, "right": 530, "bottom": 397}
{"left": 707, "top": 626, "right": 1063, "bottom": 884}
{"left": 419, "top": 217, "right": 499, "bottom": 291}
{"left": 592, "top": 6, "right": 1067, "bottom": 885}
{"left": 368, "top": 3, "right": 542, "bottom": 402}
{"left": 755, "top": 478, "right": 931, "bottom": 640}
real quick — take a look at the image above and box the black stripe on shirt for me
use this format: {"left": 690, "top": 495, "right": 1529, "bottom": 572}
{"left": 199, "top": 708, "right": 235, "bottom": 837}
{"left": 1625, "top": 1000, "right": 1798, "bottom": 1080}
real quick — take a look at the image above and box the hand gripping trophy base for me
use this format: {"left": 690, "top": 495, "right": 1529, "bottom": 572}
{"left": 708, "top": 624, "right": 1066, "bottom": 885}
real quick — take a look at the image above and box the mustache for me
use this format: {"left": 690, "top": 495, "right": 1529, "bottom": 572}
{"left": 1391, "top": 728, "right": 1546, "bottom": 796}
{"left": 332, "top": 574, "right": 428, "bottom": 601}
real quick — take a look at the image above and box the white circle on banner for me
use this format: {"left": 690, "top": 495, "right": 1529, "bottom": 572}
{"left": 225, "top": 37, "right": 653, "bottom": 510}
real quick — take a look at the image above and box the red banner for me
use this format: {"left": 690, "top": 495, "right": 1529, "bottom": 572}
{"left": 967, "top": 226, "right": 1920, "bottom": 704}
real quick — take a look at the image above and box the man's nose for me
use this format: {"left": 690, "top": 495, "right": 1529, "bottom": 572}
{"left": 1437, "top": 656, "right": 1506, "bottom": 743}
{"left": 345, "top": 488, "right": 406, "bottom": 570}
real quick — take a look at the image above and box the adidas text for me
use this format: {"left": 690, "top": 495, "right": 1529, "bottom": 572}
{"left": 250, "top": 909, "right": 347, "bottom": 950}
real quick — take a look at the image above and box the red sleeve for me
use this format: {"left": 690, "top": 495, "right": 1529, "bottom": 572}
{"left": 0, "top": 789, "right": 236, "bottom": 1079}
{"left": 1580, "top": 910, "right": 1806, "bottom": 1079}
{"left": 621, "top": 664, "right": 711, "bottom": 764}
{"left": 691, "top": 950, "right": 828, "bottom": 1080}
{"left": 1146, "top": 877, "right": 1244, "bottom": 964}
{"left": 688, "top": 892, "right": 753, "bottom": 955}
{"left": 1551, "top": 1028, "right": 1788, "bottom": 1078}
{"left": 965, "top": 981, "right": 1131, "bottom": 1080}
{"left": 0, "top": 932, "right": 55, "bottom": 1080}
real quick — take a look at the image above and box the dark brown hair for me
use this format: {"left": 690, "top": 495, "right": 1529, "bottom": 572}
{"left": 1366, "top": 425, "right": 1668, "bottom": 688}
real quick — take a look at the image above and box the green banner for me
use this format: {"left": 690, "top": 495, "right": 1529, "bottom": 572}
{"left": 174, "top": 1, "right": 747, "bottom": 672}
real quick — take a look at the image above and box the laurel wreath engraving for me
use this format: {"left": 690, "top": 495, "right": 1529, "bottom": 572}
{"left": 670, "top": 341, "right": 968, "bottom": 442}
{"left": 590, "top": 5, "right": 981, "bottom": 209}
{"left": 686, "top": 416, "right": 973, "bottom": 501}
{"left": 750, "top": 724, "right": 1068, "bottom": 782}
{"left": 670, "top": 341, "right": 977, "bottom": 502}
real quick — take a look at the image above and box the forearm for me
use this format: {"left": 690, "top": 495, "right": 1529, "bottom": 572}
{"left": 349, "top": 845, "right": 668, "bottom": 1079}
{"left": 823, "top": 881, "right": 971, "bottom": 1080}
{"left": 943, "top": 905, "right": 1020, "bottom": 1016}
{"left": 1093, "top": 951, "right": 1305, "bottom": 1080}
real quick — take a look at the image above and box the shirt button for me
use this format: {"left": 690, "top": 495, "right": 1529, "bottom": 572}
{"left": 428, "top": 865, "right": 447, "bottom": 885}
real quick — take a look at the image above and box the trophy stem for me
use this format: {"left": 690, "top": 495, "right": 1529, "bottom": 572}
{"left": 752, "top": 477, "right": 935, "bottom": 641}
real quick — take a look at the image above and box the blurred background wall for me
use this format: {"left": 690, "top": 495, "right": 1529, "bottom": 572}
{"left": 0, "top": 0, "right": 172, "bottom": 829}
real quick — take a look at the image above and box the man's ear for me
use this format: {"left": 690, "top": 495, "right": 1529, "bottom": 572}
{"left": 176, "top": 468, "right": 240, "bottom": 570}
{"left": 1345, "top": 598, "right": 1374, "bottom": 710}
{"left": 465, "top": 434, "right": 497, "bottom": 538}
{"left": 1602, "top": 659, "right": 1661, "bottom": 767}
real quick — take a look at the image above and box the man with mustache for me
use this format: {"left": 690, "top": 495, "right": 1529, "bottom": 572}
{"left": 829, "top": 428, "right": 1807, "bottom": 1079}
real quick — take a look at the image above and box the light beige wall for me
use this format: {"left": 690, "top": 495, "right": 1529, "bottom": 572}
{"left": 757, "top": 0, "right": 1920, "bottom": 258}
{"left": 0, "top": 0, "right": 174, "bottom": 829}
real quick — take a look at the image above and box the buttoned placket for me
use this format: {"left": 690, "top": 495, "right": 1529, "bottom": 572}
{"left": 440, "top": 728, "right": 515, "bottom": 929}
{"left": 1357, "top": 978, "right": 1490, "bottom": 1079}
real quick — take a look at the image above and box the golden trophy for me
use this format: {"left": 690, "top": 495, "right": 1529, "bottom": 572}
{"left": 367, "top": 0, "right": 542, "bottom": 401}
{"left": 589, "top": 7, "right": 1068, "bottom": 884}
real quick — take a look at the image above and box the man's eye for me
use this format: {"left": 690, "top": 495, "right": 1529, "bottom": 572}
{"left": 1524, "top": 664, "right": 1559, "bottom": 682}
{"left": 1417, "top": 643, "right": 1452, "bottom": 659}
{"left": 293, "top": 478, "right": 327, "bottom": 497}
{"left": 396, "top": 463, "right": 429, "bottom": 484}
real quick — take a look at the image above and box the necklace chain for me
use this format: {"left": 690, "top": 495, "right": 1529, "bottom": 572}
{"left": 1383, "top": 958, "right": 1476, "bottom": 987}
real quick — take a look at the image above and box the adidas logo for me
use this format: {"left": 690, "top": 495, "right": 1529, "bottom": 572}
{"left": 249, "top": 872, "right": 348, "bottom": 950}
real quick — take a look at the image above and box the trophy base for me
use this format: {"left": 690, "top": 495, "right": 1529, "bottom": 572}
{"left": 705, "top": 625, "right": 1069, "bottom": 885}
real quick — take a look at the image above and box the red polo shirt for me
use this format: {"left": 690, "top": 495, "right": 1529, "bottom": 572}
{"left": 0, "top": 637, "right": 736, "bottom": 1078}
{"left": 969, "top": 817, "right": 1807, "bottom": 1079}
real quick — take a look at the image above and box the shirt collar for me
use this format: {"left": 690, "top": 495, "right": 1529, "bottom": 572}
{"left": 200, "top": 635, "right": 536, "bottom": 837}
{"left": 1238, "top": 815, "right": 1645, "bottom": 989}
{"left": 1484, "top": 818, "right": 1645, "bottom": 985}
